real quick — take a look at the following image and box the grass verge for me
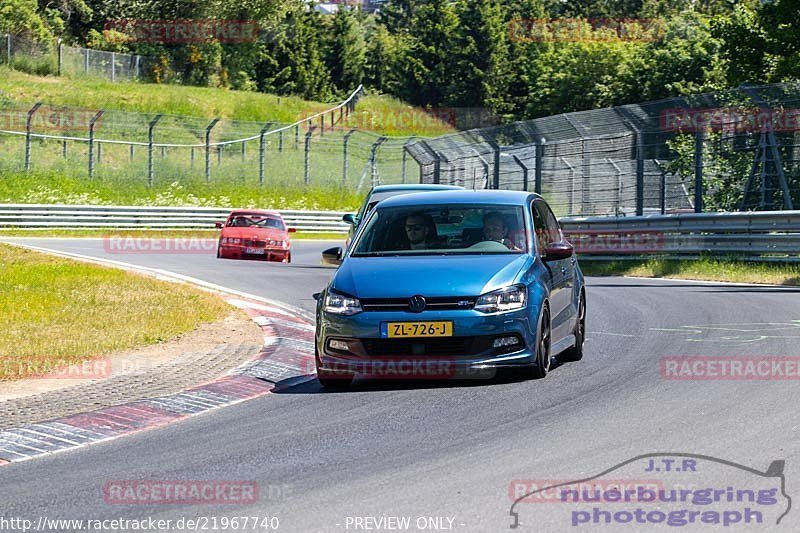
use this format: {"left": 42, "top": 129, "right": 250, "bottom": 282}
{"left": 0, "top": 242, "right": 231, "bottom": 380}
{"left": 0, "top": 229, "right": 345, "bottom": 239}
{"left": 0, "top": 171, "right": 364, "bottom": 210}
{"left": 580, "top": 257, "right": 800, "bottom": 286}
{"left": 0, "top": 68, "right": 456, "bottom": 137}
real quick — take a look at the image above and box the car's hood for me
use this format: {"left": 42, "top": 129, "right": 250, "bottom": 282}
{"left": 332, "top": 254, "right": 531, "bottom": 298}
{"left": 220, "top": 227, "right": 286, "bottom": 240}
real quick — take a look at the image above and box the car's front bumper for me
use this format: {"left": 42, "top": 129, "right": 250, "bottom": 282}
{"left": 316, "top": 307, "right": 539, "bottom": 380}
{"left": 219, "top": 244, "right": 290, "bottom": 261}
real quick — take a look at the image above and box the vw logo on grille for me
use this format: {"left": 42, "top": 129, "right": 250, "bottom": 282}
{"left": 408, "top": 295, "right": 427, "bottom": 313}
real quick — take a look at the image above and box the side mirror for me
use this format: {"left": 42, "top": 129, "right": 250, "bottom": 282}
{"left": 342, "top": 213, "right": 357, "bottom": 225}
{"left": 321, "top": 246, "right": 344, "bottom": 266}
{"left": 542, "top": 241, "right": 573, "bottom": 262}
{"left": 287, "top": 227, "right": 297, "bottom": 233}
{"left": 215, "top": 221, "right": 224, "bottom": 229}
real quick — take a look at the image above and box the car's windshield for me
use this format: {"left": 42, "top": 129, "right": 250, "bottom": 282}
{"left": 227, "top": 216, "right": 284, "bottom": 230}
{"left": 351, "top": 204, "right": 528, "bottom": 256}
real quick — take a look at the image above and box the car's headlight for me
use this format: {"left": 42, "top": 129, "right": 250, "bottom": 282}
{"left": 324, "top": 292, "right": 363, "bottom": 316}
{"left": 474, "top": 285, "right": 526, "bottom": 313}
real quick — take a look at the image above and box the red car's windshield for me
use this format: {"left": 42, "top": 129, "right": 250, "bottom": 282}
{"left": 227, "top": 216, "right": 285, "bottom": 230}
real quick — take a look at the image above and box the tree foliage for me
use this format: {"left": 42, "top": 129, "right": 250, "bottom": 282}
{"left": 1, "top": 0, "right": 798, "bottom": 118}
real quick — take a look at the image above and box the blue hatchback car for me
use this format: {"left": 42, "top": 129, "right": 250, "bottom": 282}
{"left": 315, "top": 190, "right": 586, "bottom": 387}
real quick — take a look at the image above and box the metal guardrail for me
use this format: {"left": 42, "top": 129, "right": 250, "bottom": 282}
{"left": 0, "top": 204, "right": 351, "bottom": 232}
{"left": 1, "top": 205, "right": 798, "bottom": 261}
{"left": 561, "top": 210, "right": 800, "bottom": 261}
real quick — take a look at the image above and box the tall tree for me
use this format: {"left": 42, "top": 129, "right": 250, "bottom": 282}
{"left": 257, "top": 3, "right": 332, "bottom": 100}
{"left": 397, "top": 0, "right": 460, "bottom": 106}
{"left": 325, "top": 7, "right": 367, "bottom": 95}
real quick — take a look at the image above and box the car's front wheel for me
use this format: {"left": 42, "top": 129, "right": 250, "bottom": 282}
{"left": 519, "top": 306, "right": 550, "bottom": 380}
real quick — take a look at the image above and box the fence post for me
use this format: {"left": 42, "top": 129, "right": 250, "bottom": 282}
{"left": 534, "top": 137, "right": 545, "bottom": 194}
{"left": 608, "top": 158, "right": 623, "bottom": 215}
{"left": 205, "top": 118, "right": 220, "bottom": 183}
{"left": 97, "top": 142, "right": 102, "bottom": 164}
{"left": 295, "top": 124, "right": 299, "bottom": 149}
{"left": 129, "top": 144, "right": 134, "bottom": 162}
{"left": 218, "top": 145, "right": 223, "bottom": 166}
{"left": 84, "top": 48, "right": 88, "bottom": 73}
{"left": 190, "top": 147, "right": 194, "bottom": 168}
{"left": 561, "top": 157, "right": 576, "bottom": 215}
{"left": 147, "top": 114, "right": 162, "bottom": 186}
{"left": 134, "top": 55, "right": 140, "bottom": 79}
{"left": 57, "top": 39, "right": 62, "bottom": 76}
{"left": 481, "top": 134, "right": 501, "bottom": 189}
{"left": 259, "top": 123, "right": 271, "bottom": 186}
{"left": 319, "top": 115, "right": 324, "bottom": 137}
{"left": 278, "top": 129, "right": 283, "bottom": 152}
{"left": 635, "top": 130, "right": 645, "bottom": 216}
{"left": 111, "top": 52, "right": 116, "bottom": 82}
{"left": 370, "top": 137, "right": 388, "bottom": 187}
{"left": 343, "top": 129, "right": 356, "bottom": 185}
{"left": 24, "top": 102, "right": 42, "bottom": 172}
{"left": 402, "top": 140, "right": 414, "bottom": 184}
{"left": 694, "top": 130, "right": 704, "bottom": 213}
{"left": 417, "top": 140, "right": 441, "bottom": 184}
{"left": 63, "top": 140, "right": 67, "bottom": 159}
{"left": 304, "top": 127, "right": 314, "bottom": 185}
{"left": 88, "top": 110, "right": 104, "bottom": 179}
{"left": 5, "top": 34, "right": 10, "bottom": 64}
{"left": 511, "top": 155, "right": 528, "bottom": 191}
{"left": 241, "top": 141, "right": 246, "bottom": 161}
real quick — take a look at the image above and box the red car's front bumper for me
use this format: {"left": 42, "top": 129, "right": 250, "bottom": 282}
{"left": 218, "top": 244, "right": 290, "bottom": 262}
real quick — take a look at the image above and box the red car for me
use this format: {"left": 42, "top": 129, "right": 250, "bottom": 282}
{"left": 215, "top": 210, "right": 295, "bottom": 263}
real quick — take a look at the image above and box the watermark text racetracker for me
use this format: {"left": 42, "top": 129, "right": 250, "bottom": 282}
{"left": 103, "top": 237, "right": 218, "bottom": 254}
{"left": 661, "top": 356, "right": 800, "bottom": 380}
{"left": 0, "top": 516, "right": 280, "bottom": 532}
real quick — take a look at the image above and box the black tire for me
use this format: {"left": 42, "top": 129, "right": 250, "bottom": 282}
{"left": 317, "top": 373, "right": 353, "bottom": 388}
{"left": 216, "top": 242, "right": 222, "bottom": 259}
{"left": 561, "top": 292, "right": 586, "bottom": 362}
{"left": 521, "top": 306, "right": 551, "bottom": 380}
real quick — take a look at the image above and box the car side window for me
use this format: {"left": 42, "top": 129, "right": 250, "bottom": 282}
{"left": 539, "top": 201, "right": 562, "bottom": 244}
{"left": 532, "top": 200, "right": 561, "bottom": 253}
{"left": 531, "top": 201, "right": 548, "bottom": 253}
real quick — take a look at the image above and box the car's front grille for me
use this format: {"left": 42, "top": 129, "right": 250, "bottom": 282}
{"left": 361, "top": 297, "right": 476, "bottom": 312}
{"left": 241, "top": 239, "right": 266, "bottom": 248}
{"left": 360, "top": 336, "right": 494, "bottom": 357}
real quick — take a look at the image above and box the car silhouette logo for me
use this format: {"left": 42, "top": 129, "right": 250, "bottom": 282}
{"left": 408, "top": 295, "right": 427, "bottom": 313}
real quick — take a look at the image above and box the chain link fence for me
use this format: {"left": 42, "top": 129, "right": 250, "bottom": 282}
{"left": 405, "top": 82, "right": 800, "bottom": 217}
{"left": 0, "top": 86, "right": 424, "bottom": 192}
{"left": 2, "top": 34, "right": 155, "bottom": 81}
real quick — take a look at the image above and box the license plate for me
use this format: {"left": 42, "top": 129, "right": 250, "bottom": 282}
{"left": 245, "top": 247, "right": 265, "bottom": 254}
{"left": 382, "top": 321, "right": 453, "bottom": 338}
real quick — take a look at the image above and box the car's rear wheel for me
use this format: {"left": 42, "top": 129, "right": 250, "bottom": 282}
{"left": 561, "top": 291, "right": 586, "bottom": 362}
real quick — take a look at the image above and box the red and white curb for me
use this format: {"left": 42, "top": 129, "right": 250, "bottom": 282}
{"left": 0, "top": 298, "right": 316, "bottom": 465}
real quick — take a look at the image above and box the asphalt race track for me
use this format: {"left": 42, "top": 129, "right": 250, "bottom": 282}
{"left": 2, "top": 238, "right": 800, "bottom": 532}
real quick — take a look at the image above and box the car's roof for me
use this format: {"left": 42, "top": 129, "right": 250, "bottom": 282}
{"left": 370, "top": 184, "right": 463, "bottom": 194}
{"left": 376, "top": 189, "right": 540, "bottom": 208}
{"left": 228, "top": 209, "right": 282, "bottom": 217}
